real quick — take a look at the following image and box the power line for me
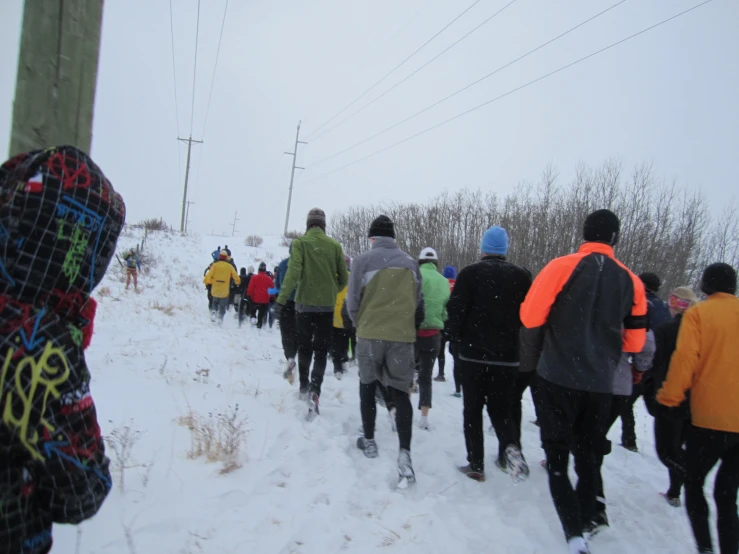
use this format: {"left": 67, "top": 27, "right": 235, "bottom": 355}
{"left": 201, "top": 0, "right": 229, "bottom": 139}
{"left": 306, "top": 0, "right": 625, "bottom": 169}
{"left": 300, "top": 0, "right": 714, "bottom": 187}
{"left": 189, "top": 0, "right": 202, "bottom": 136}
{"left": 309, "top": 0, "right": 519, "bottom": 143}
{"left": 304, "top": 0, "right": 485, "bottom": 141}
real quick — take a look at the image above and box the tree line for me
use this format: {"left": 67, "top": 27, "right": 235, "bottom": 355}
{"left": 329, "top": 160, "right": 738, "bottom": 296}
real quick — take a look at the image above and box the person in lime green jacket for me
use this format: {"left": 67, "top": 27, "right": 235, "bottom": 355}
{"left": 416, "top": 247, "right": 451, "bottom": 430}
{"left": 276, "top": 208, "right": 349, "bottom": 419}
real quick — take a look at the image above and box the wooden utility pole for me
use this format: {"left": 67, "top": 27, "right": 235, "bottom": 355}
{"left": 178, "top": 135, "right": 203, "bottom": 233}
{"left": 231, "top": 211, "right": 239, "bottom": 237}
{"left": 283, "top": 121, "right": 307, "bottom": 235}
{"left": 185, "top": 201, "right": 195, "bottom": 233}
{"left": 10, "top": 0, "right": 104, "bottom": 157}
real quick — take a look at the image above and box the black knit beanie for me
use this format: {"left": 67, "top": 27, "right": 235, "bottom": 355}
{"left": 368, "top": 215, "right": 395, "bottom": 238}
{"left": 701, "top": 263, "right": 737, "bottom": 296}
{"left": 583, "top": 209, "right": 620, "bottom": 245}
{"left": 639, "top": 272, "right": 661, "bottom": 294}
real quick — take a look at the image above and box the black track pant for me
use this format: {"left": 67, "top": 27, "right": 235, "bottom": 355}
{"left": 619, "top": 383, "right": 643, "bottom": 448}
{"left": 360, "top": 382, "right": 413, "bottom": 451}
{"left": 450, "top": 343, "right": 461, "bottom": 394}
{"left": 459, "top": 359, "right": 518, "bottom": 472}
{"left": 254, "top": 303, "right": 269, "bottom": 329}
{"left": 537, "top": 378, "right": 611, "bottom": 541}
{"left": 297, "top": 311, "right": 333, "bottom": 396}
{"left": 279, "top": 301, "right": 298, "bottom": 360}
{"left": 685, "top": 427, "right": 739, "bottom": 554}
{"left": 594, "top": 395, "right": 633, "bottom": 516}
{"left": 332, "top": 327, "right": 350, "bottom": 374}
{"left": 655, "top": 414, "right": 689, "bottom": 498}
{"left": 437, "top": 335, "right": 449, "bottom": 377}
{"left": 415, "top": 334, "right": 440, "bottom": 409}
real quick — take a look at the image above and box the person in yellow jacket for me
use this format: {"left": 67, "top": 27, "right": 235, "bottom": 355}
{"left": 658, "top": 262, "right": 739, "bottom": 554}
{"left": 204, "top": 250, "right": 240, "bottom": 325}
{"left": 331, "top": 257, "right": 352, "bottom": 379}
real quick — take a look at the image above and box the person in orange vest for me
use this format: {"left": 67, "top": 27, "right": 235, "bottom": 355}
{"left": 658, "top": 263, "right": 739, "bottom": 554}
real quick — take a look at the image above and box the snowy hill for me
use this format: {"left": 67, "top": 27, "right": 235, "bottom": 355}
{"left": 54, "top": 229, "right": 698, "bottom": 554}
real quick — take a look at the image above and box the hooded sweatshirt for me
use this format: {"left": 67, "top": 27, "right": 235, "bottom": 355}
{"left": 0, "top": 147, "right": 125, "bottom": 554}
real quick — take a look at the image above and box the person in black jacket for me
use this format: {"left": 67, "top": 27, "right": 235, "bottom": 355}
{"left": 644, "top": 286, "right": 699, "bottom": 508}
{"left": 617, "top": 271, "right": 674, "bottom": 452}
{"left": 447, "top": 226, "right": 532, "bottom": 483}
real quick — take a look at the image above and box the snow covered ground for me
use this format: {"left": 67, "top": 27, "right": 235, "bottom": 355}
{"left": 53, "top": 229, "right": 702, "bottom": 554}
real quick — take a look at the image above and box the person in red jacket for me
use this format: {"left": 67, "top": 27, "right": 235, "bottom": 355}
{"left": 247, "top": 262, "right": 275, "bottom": 329}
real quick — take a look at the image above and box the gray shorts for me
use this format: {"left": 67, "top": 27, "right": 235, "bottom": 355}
{"left": 357, "top": 339, "right": 415, "bottom": 392}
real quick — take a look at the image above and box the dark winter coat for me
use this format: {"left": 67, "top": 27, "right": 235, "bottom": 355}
{"left": 247, "top": 271, "right": 275, "bottom": 304}
{"left": 646, "top": 291, "right": 671, "bottom": 330}
{"left": 275, "top": 258, "right": 295, "bottom": 302}
{"left": 446, "top": 256, "right": 532, "bottom": 365}
{"left": 519, "top": 242, "right": 648, "bottom": 394}
{"left": 644, "top": 314, "right": 690, "bottom": 419}
{"left": 0, "top": 147, "right": 123, "bottom": 554}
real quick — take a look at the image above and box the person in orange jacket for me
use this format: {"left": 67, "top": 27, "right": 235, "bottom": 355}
{"left": 519, "top": 209, "right": 647, "bottom": 554}
{"left": 658, "top": 263, "right": 739, "bottom": 554}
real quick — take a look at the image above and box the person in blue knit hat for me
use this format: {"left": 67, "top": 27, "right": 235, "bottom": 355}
{"left": 446, "top": 225, "right": 533, "bottom": 483}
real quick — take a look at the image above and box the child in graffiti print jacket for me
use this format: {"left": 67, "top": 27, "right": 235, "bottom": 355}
{"left": 0, "top": 146, "right": 125, "bottom": 554}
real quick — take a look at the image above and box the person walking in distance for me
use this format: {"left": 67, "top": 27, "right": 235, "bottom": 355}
{"left": 204, "top": 250, "right": 241, "bottom": 325}
{"left": 123, "top": 248, "right": 140, "bottom": 291}
{"left": 277, "top": 208, "right": 349, "bottom": 419}
{"left": 447, "top": 226, "right": 532, "bottom": 483}
{"left": 618, "top": 271, "right": 673, "bottom": 452}
{"left": 348, "top": 215, "right": 424, "bottom": 488}
{"left": 434, "top": 265, "right": 456, "bottom": 383}
{"left": 658, "top": 263, "right": 739, "bottom": 554}
{"left": 643, "top": 286, "right": 699, "bottom": 508}
{"left": 520, "top": 210, "right": 647, "bottom": 554}
{"left": 332, "top": 255, "right": 353, "bottom": 380}
{"left": 275, "top": 251, "right": 298, "bottom": 383}
{"left": 415, "top": 247, "right": 450, "bottom": 431}
{"left": 247, "top": 262, "right": 275, "bottom": 329}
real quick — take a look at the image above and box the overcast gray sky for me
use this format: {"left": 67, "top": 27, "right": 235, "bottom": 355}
{"left": 1, "top": 0, "right": 736, "bottom": 237}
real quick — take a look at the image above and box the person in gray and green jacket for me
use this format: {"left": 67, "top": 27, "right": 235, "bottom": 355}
{"left": 347, "top": 215, "right": 424, "bottom": 487}
{"left": 277, "top": 208, "right": 349, "bottom": 419}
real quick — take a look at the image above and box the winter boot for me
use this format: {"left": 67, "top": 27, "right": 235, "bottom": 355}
{"left": 306, "top": 392, "right": 320, "bottom": 421}
{"left": 283, "top": 358, "right": 296, "bottom": 384}
{"left": 505, "top": 445, "right": 530, "bottom": 484}
{"left": 458, "top": 464, "right": 485, "bottom": 482}
{"left": 357, "top": 437, "right": 378, "bottom": 459}
{"left": 397, "top": 449, "right": 416, "bottom": 489}
{"left": 567, "top": 536, "right": 590, "bottom": 554}
{"left": 433, "top": 375, "right": 446, "bottom": 382}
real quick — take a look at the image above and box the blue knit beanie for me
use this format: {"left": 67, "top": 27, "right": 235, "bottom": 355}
{"left": 442, "top": 266, "right": 457, "bottom": 279}
{"left": 481, "top": 226, "right": 509, "bottom": 256}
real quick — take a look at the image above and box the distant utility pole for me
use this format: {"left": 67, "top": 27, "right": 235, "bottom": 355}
{"left": 9, "top": 0, "right": 104, "bottom": 156}
{"left": 185, "top": 201, "right": 195, "bottom": 233}
{"left": 178, "top": 135, "right": 203, "bottom": 233}
{"left": 283, "top": 121, "right": 307, "bottom": 235}
{"left": 231, "top": 211, "right": 239, "bottom": 237}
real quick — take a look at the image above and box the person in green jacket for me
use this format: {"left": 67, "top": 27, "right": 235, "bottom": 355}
{"left": 416, "top": 247, "right": 451, "bottom": 430}
{"left": 276, "top": 208, "right": 349, "bottom": 419}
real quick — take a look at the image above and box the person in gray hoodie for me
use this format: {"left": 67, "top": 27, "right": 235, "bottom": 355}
{"left": 592, "top": 330, "right": 656, "bottom": 529}
{"left": 347, "top": 215, "right": 424, "bottom": 487}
